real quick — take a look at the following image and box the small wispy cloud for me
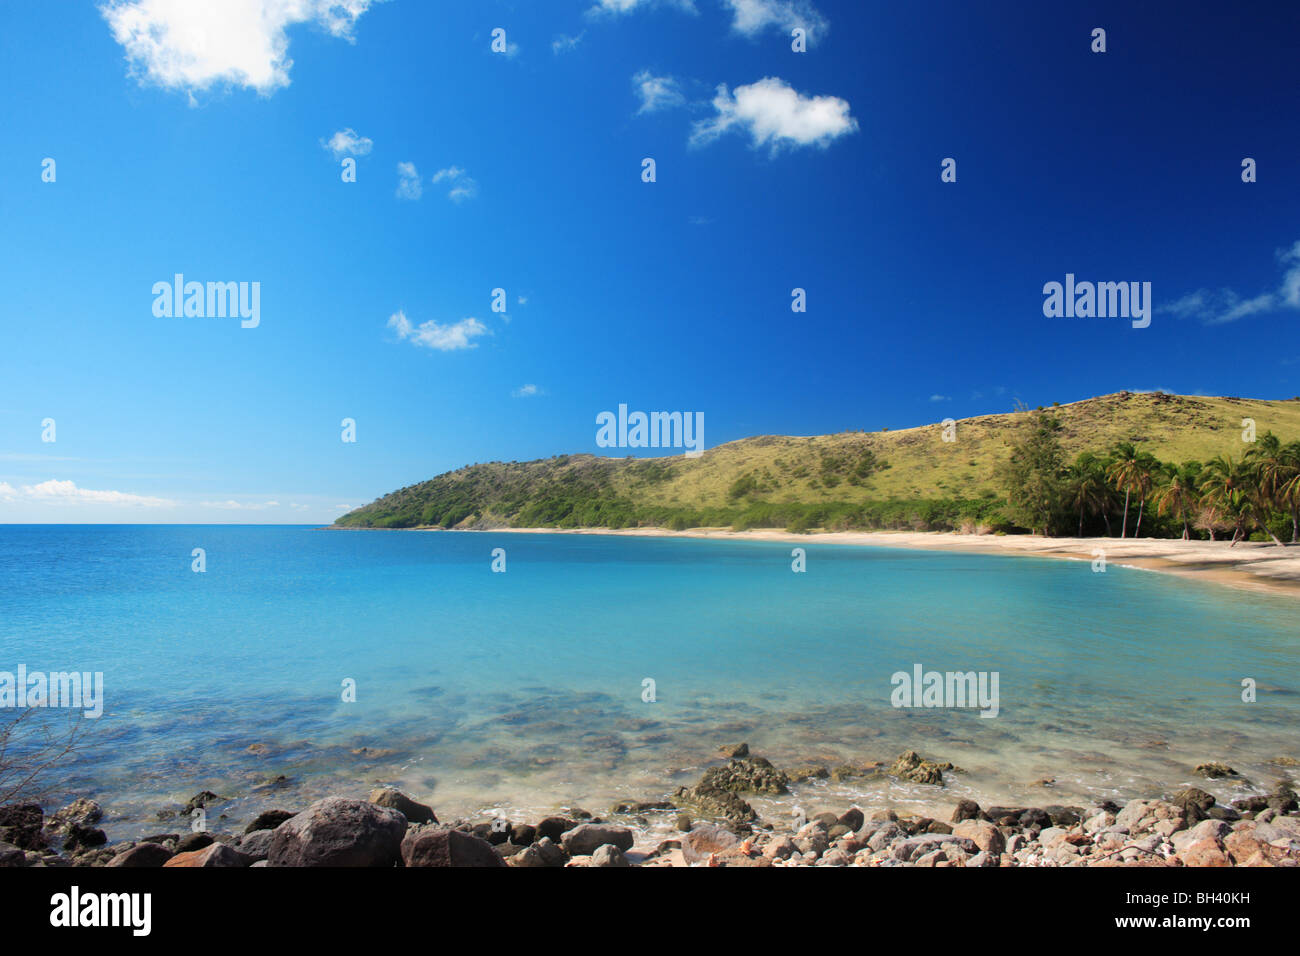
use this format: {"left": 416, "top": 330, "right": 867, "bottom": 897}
{"left": 512, "top": 384, "right": 544, "bottom": 398}
{"left": 431, "top": 166, "right": 479, "bottom": 203}
{"left": 589, "top": 0, "right": 697, "bottom": 17}
{"left": 929, "top": 394, "right": 950, "bottom": 403}
{"left": 691, "top": 76, "right": 857, "bottom": 152}
{"left": 321, "top": 128, "right": 373, "bottom": 159}
{"left": 633, "top": 69, "right": 685, "bottom": 113}
{"left": 1159, "top": 240, "right": 1300, "bottom": 325}
{"left": 388, "top": 310, "right": 489, "bottom": 351}
{"left": 553, "top": 32, "right": 584, "bottom": 54}
{"left": 396, "top": 161, "right": 423, "bottom": 200}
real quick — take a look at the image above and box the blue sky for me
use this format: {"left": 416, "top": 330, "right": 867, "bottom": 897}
{"left": 1, "top": 0, "right": 1298, "bottom": 523}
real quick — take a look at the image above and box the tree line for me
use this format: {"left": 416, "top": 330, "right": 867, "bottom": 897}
{"left": 997, "top": 410, "right": 1300, "bottom": 543}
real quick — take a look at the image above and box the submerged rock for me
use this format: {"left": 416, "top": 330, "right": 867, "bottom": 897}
{"left": 1194, "top": 762, "right": 1237, "bottom": 779}
{"left": 886, "top": 750, "right": 953, "bottom": 786}
{"left": 368, "top": 788, "right": 437, "bottom": 825}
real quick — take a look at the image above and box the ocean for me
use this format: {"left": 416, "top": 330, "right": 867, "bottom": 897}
{"left": 2, "top": 525, "right": 1296, "bottom": 837}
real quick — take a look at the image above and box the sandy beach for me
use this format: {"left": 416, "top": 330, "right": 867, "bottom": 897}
{"left": 454, "top": 527, "right": 1300, "bottom": 599}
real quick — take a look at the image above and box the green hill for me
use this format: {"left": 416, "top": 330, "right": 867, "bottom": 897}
{"left": 334, "top": 391, "right": 1300, "bottom": 533}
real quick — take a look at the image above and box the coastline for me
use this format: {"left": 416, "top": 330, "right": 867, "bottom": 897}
{"left": 434, "top": 526, "right": 1300, "bottom": 599}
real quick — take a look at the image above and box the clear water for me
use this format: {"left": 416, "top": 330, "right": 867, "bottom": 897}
{"left": 1, "top": 525, "right": 1296, "bottom": 839}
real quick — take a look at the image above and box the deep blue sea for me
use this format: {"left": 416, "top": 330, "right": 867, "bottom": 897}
{"left": 1, "top": 525, "right": 1297, "bottom": 837}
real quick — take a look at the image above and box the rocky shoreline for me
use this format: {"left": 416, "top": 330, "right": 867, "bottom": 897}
{"left": 4, "top": 747, "right": 1298, "bottom": 868}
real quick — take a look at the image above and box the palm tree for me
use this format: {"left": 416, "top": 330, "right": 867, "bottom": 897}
{"left": 1267, "top": 438, "right": 1300, "bottom": 543}
{"left": 1198, "top": 455, "right": 1255, "bottom": 546}
{"left": 1065, "top": 452, "right": 1109, "bottom": 536}
{"left": 1106, "top": 443, "right": 1155, "bottom": 538}
{"left": 1131, "top": 451, "right": 1159, "bottom": 537}
{"left": 1154, "top": 461, "right": 1201, "bottom": 540}
{"left": 1107, "top": 443, "right": 1136, "bottom": 537}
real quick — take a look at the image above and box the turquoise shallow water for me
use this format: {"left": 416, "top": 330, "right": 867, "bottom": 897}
{"left": 1, "top": 525, "right": 1297, "bottom": 837}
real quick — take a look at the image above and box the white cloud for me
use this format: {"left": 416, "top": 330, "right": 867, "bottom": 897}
{"left": 553, "top": 32, "right": 584, "bottom": 54}
{"left": 724, "top": 0, "right": 827, "bottom": 42}
{"left": 517, "top": 295, "right": 528, "bottom": 306}
{"left": 1, "top": 479, "right": 173, "bottom": 507}
{"left": 691, "top": 76, "right": 857, "bottom": 152}
{"left": 321, "top": 127, "right": 373, "bottom": 159}
{"left": 431, "top": 166, "right": 479, "bottom": 203}
{"left": 512, "top": 384, "right": 543, "bottom": 398}
{"left": 632, "top": 70, "right": 685, "bottom": 114}
{"left": 396, "top": 161, "right": 423, "bottom": 200}
{"left": 929, "top": 394, "right": 950, "bottom": 402}
{"left": 388, "top": 311, "right": 489, "bottom": 351}
{"left": 589, "top": 0, "right": 696, "bottom": 15}
{"left": 201, "top": 499, "right": 282, "bottom": 510}
{"left": 1159, "top": 240, "right": 1300, "bottom": 325}
{"left": 100, "top": 0, "right": 381, "bottom": 96}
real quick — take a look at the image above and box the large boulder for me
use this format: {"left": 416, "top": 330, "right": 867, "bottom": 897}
{"left": 237, "top": 828, "right": 275, "bottom": 862}
{"left": 560, "top": 824, "right": 634, "bottom": 857}
{"left": 267, "top": 798, "right": 407, "bottom": 867}
{"left": 163, "top": 843, "right": 253, "bottom": 867}
{"left": 244, "top": 809, "right": 295, "bottom": 834}
{"left": 368, "top": 788, "right": 437, "bottom": 825}
{"left": 107, "top": 843, "right": 174, "bottom": 867}
{"left": 401, "top": 827, "right": 505, "bottom": 867}
{"left": 681, "top": 824, "right": 739, "bottom": 863}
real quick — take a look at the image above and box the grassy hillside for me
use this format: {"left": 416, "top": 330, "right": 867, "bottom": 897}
{"left": 334, "top": 391, "right": 1300, "bottom": 531}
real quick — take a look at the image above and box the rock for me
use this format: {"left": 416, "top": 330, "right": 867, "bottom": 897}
{"left": 886, "top": 750, "right": 953, "bottom": 786}
{"left": 674, "top": 813, "right": 693, "bottom": 832}
{"left": 368, "top": 788, "right": 437, "bottom": 825}
{"left": 763, "top": 835, "right": 797, "bottom": 860}
{"left": 1172, "top": 818, "right": 1230, "bottom": 855}
{"left": 951, "top": 799, "right": 983, "bottom": 823}
{"left": 1206, "top": 805, "right": 1241, "bottom": 822}
{"left": 510, "top": 824, "right": 536, "bottom": 846}
{"left": 1019, "top": 808, "right": 1052, "bottom": 830}
{"left": 793, "top": 822, "right": 830, "bottom": 858}
{"left": 510, "top": 836, "right": 566, "bottom": 868}
{"left": 560, "top": 824, "right": 634, "bottom": 857}
{"left": 1193, "top": 762, "right": 1237, "bottom": 779}
{"left": 1177, "top": 837, "right": 1231, "bottom": 867}
{"left": 671, "top": 783, "right": 757, "bottom": 825}
{"left": 237, "top": 828, "right": 275, "bottom": 862}
{"left": 893, "top": 834, "right": 978, "bottom": 863}
{"left": 1173, "top": 787, "right": 1216, "bottom": 817}
{"left": 0, "top": 842, "right": 26, "bottom": 867}
{"left": 1043, "top": 805, "right": 1083, "bottom": 827}
{"left": 788, "top": 766, "right": 829, "bottom": 782}
{"left": 952, "top": 820, "right": 1005, "bottom": 855}
{"left": 106, "top": 843, "right": 173, "bottom": 867}
{"left": 534, "top": 816, "right": 577, "bottom": 843}
{"left": 985, "top": 807, "right": 1026, "bottom": 826}
{"left": 1267, "top": 783, "right": 1299, "bottom": 813}
{"left": 837, "top": 808, "right": 865, "bottom": 831}
{"left": 1232, "top": 795, "right": 1269, "bottom": 813}
{"left": 267, "top": 797, "right": 407, "bottom": 867}
{"left": 0, "top": 804, "right": 45, "bottom": 850}
{"left": 720, "top": 742, "right": 749, "bottom": 758}
{"left": 867, "top": 823, "right": 903, "bottom": 852}
{"left": 591, "top": 844, "right": 630, "bottom": 867}
{"left": 175, "top": 832, "right": 214, "bottom": 854}
{"left": 244, "top": 809, "right": 295, "bottom": 834}
{"left": 611, "top": 801, "right": 673, "bottom": 814}
{"left": 183, "top": 791, "right": 224, "bottom": 814}
{"left": 49, "top": 799, "right": 103, "bottom": 831}
{"left": 681, "top": 824, "right": 739, "bottom": 863}
{"left": 401, "top": 828, "right": 505, "bottom": 867}
{"left": 61, "top": 824, "right": 107, "bottom": 852}
{"left": 695, "top": 757, "right": 789, "bottom": 795}
{"left": 164, "top": 843, "right": 252, "bottom": 867}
